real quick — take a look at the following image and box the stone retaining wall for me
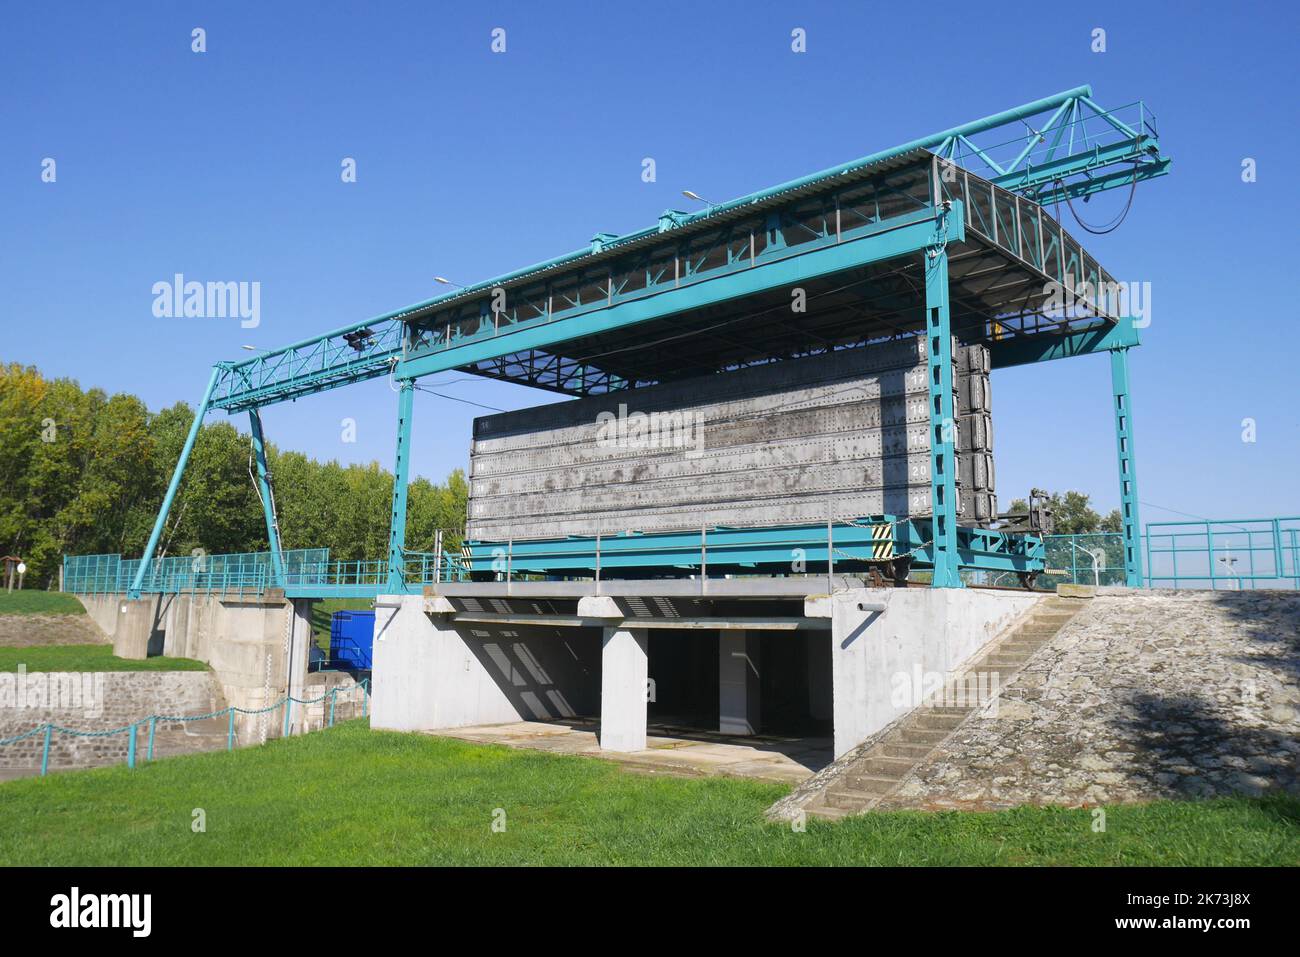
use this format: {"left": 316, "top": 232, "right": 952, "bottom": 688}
{"left": 0, "top": 671, "right": 225, "bottom": 774}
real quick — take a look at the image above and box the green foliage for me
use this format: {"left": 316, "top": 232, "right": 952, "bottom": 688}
{"left": 1009, "top": 490, "right": 1112, "bottom": 535}
{"left": 0, "top": 722, "right": 1294, "bottom": 866}
{"left": 0, "top": 363, "right": 469, "bottom": 585}
{"left": 0, "top": 644, "right": 208, "bottom": 672}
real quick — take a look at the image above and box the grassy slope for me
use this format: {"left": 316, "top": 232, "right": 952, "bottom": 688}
{"left": 0, "top": 592, "right": 86, "bottom": 615}
{"left": 0, "top": 644, "right": 208, "bottom": 673}
{"left": 0, "top": 721, "right": 1294, "bottom": 866}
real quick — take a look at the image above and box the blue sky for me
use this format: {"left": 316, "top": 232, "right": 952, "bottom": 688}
{"left": 3, "top": 0, "right": 1296, "bottom": 525}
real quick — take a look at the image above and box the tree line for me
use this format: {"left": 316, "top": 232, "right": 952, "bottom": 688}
{"left": 0, "top": 363, "right": 467, "bottom": 589}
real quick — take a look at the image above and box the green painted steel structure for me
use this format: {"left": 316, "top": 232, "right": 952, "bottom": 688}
{"left": 117, "top": 86, "right": 1167, "bottom": 599}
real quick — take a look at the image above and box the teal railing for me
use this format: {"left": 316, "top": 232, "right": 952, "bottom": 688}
{"left": 1145, "top": 517, "right": 1300, "bottom": 590}
{"left": 1040, "top": 532, "right": 1128, "bottom": 588}
{"left": 0, "top": 678, "right": 369, "bottom": 778}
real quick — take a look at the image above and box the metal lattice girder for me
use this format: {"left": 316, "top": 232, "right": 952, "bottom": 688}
{"left": 397, "top": 205, "right": 963, "bottom": 382}
{"left": 212, "top": 317, "right": 407, "bottom": 412}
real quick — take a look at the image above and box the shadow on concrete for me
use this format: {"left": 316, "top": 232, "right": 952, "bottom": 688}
{"left": 1111, "top": 689, "right": 1298, "bottom": 800}
{"left": 460, "top": 623, "right": 602, "bottom": 723}
{"left": 1206, "top": 590, "right": 1300, "bottom": 679}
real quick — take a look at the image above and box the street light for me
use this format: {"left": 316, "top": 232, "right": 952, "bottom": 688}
{"left": 434, "top": 277, "right": 463, "bottom": 288}
{"left": 1066, "top": 540, "right": 1106, "bottom": 586}
{"left": 682, "top": 190, "right": 714, "bottom": 209}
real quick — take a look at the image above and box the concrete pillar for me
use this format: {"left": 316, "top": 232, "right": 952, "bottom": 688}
{"left": 599, "top": 626, "right": 648, "bottom": 752}
{"left": 719, "top": 630, "right": 761, "bottom": 735}
{"left": 286, "top": 599, "right": 314, "bottom": 734}
{"left": 113, "top": 598, "right": 158, "bottom": 660}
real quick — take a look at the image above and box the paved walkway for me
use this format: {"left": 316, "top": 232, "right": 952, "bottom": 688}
{"left": 428, "top": 719, "right": 832, "bottom": 784}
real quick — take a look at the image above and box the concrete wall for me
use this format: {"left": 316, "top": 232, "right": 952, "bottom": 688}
{"left": 370, "top": 587, "right": 1040, "bottom": 761}
{"left": 75, "top": 591, "right": 315, "bottom": 743}
{"left": 827, "top": 587, "right": 1041, "bottom": 757}
{"left": 370, "top": 595, "right": 600, "bottom": 733}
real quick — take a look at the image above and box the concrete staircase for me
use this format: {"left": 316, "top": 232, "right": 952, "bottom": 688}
{"left": 807, "top": 596, "right": 1086, "bottom": 820}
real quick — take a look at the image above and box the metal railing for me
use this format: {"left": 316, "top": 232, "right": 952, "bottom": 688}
{"left": 1041, "top": 532, "right": 1127, "bottom": 588}
{"left": 1145, "top": 517, "right": 1300, "bottom": 590}
{"left": 62, "top": 516, "right": 1300, "bottom": 595}
{"left": 0, "top": 679, "right": 369, "bottom": 777}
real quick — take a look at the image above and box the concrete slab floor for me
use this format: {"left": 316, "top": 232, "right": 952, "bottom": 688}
{"left": 425, "top": 719, "right": 833, "bottom": 785}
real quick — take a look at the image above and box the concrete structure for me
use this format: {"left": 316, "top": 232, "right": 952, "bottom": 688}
{"left": 369, "top": 582, "right": 1042, "bottom": 761}
{"left": 76, "top": 590, "right": 319, "bottom": 742}
{"left": 599, "top": 627, "right": 648, "bottom": 751}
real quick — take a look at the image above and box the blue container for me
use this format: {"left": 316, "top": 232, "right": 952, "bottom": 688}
{"left": 329, "top": 610, "right": 376, "bottom": 670}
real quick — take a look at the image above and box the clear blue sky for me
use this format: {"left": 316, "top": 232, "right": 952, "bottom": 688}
{"left": 3, "top": 1, "right": 1296, "bottom": 525}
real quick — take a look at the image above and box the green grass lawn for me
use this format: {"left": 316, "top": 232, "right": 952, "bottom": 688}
{"left": 310, "top": 598, "right": 373, "bottom": 653}
{"left": 0, "top": 592, "right": 86, "bottom": 615}
{"left": 0, "top": 720, "right": 1294, "bottom": 866}
{"left": 0, "top": 644, "right": 208, "bottom": 673}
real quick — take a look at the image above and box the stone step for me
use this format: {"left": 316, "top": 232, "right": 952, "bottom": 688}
{"left": 805, "top": 804, "right": 857, "bottom": 822}
{"left": 981, "top": 655, "right": 1033, "bottom": 671}
{"left": 858, "top": 755, "right": 916, "bottom": 776}
{"left": 824, "top": 788, "right": 878, "bottom": 811}
{"left": 911, "top": 712, "right": 969, "bottom": 731}
{"left": 1000, "top": 639, "right": 1044, "bottom": 651}
{"left": 880, "top": 742, "right": 933, "bottom": 760}
{"left": 843, "top": 773, "right": 902, "bottom": 795}
{"left": 894, "top": 728, "right": 951, "bottom": 745}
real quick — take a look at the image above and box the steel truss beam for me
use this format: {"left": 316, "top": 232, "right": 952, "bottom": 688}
{"left": 396, "top": 205, "right": 962, "bottom": 381}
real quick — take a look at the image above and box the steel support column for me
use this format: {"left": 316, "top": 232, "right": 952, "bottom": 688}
{"left": 248, "top": 408, "right": 286, "bottom": 587}
{"left": 385, "top": 379, "right": 416, "bottom": 593}
{"left": 925, "top": 246, "right": 962, "bottom": 588}
{"left": 1109, "top": 346, "right": 1143, "bottom": 586}
{"left": 128, "top": 364, "right": 223, "bottom": 598}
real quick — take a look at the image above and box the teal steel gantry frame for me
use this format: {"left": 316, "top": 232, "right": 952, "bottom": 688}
{"left": 924, "top": 226, "right": 962, "bottom": 588}
{"left": 125, "top": 85, "right": 1166, "bottom": 598}
{"left": 1110, "top": 345, "right": 1142, "bottom": 586}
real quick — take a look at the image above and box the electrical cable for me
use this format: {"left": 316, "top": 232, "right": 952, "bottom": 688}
{"left": 1054, "top": 161, "right": 1141, "bottom": 236}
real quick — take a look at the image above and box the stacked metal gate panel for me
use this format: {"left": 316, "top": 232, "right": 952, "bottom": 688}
{"left": 467, "top": 337, "right": 997, "bottom": 541}
{"left": 956, "top": 343, "right": 997, "bottom": 525}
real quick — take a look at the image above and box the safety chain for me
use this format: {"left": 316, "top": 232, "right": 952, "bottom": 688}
{"left": 0, "top": 678, "right": 371, "bottom": 775}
